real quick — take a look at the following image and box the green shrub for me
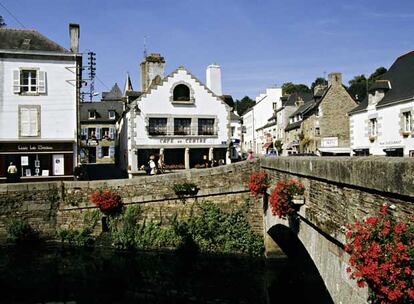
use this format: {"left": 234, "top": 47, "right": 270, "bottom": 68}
{"left": 5, "top": 219, "right": 38, "bottom": 244}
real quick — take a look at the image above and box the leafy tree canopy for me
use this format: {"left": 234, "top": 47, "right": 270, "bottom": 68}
{"left": 347, "top": 67, "right": 387, "bottom": 101}
{"left": 310, "top": 77, "right": 327, "bottom": 91}
{"left": 281, "top": 82, "right": 311, "bottom": 95}
{"left": 234, "top": 96, "right": 255, "bottom": 116}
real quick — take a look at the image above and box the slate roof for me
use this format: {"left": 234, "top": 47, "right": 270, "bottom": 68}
{"left": 102, "top": 83, "right": 123, "bottom": 101}
{"left": 230, "top": 111, "right": 240, "bottom": 121}
{"left": 0, "top": 28, "right": 69, "bottom": 53}
{"left": 80, "top": 100, "right": 123, "bottom": 123}
{"left": 221, "top": 95, "right": 235, "bottom": 108}
{"left": 285, "top": 121, "right": 302, "bottom": 131}
{"left": 349, "top": 50, "right": 414, "bottom": 114}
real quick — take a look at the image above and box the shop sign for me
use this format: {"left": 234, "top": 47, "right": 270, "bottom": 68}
{"left": 87, "top": 139, "right": 99, "bottom": 147}
{"left": 0, "top": 142, "right": 73, "bottom": 153}
{"left": 379, "top": 140, "right": 402, "bottom": 146}
{"left": 321, "top": 137, "right": 338, "bottom": 148}
{"left": 159, "top": 137, "right": 207, "bottom": 144}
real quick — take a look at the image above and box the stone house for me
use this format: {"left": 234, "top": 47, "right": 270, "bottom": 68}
{"left": 349, "top": 51, "right": 414, "bottom": 156}
{"left": 119, "top": 53, "right": 234, "bottom": 177}
{"left": 0, "top": 24, "right": 82, "bottom": 182}
{"left": 79, "top": 84, "right": 123, "bottom": 164}
{"left": 284, "top": 73, "right": 357, "bottom": 155}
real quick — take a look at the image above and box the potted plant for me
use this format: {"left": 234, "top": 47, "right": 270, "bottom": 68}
{"left": 90, "top": 189, "right": 123, "bottom": 215}
{"left": 172, "top": 182, "right": 199, "bottom": 196}
{"left": 248, "top": 170, "right": 270, "bottom": 198}
{"left": 269, "top": 179, "right": 305, "bottom": 219}
{"left": 345, "top": 204, "right": 414, "bottom": 304}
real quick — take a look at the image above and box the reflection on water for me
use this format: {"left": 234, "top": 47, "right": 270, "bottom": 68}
{"left": 0, "top": 245, "right": 332, "bottom": 303}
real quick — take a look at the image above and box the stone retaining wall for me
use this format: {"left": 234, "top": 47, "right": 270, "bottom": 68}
{"left": 0, "top": 161, "right": 261, "bottom": 239}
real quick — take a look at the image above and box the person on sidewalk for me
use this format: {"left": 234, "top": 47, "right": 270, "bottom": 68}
{"left": 247, "top": 150, "right": 254, "bottom": 160}
{"left": 7, "top": 162, "right": 18, "bottom": 183}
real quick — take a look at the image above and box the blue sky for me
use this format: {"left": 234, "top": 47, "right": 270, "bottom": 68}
{"left": 2, "top": 0, "right": 414, "bottom": 99}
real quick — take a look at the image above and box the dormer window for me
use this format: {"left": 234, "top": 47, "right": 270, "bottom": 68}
{"left": 173, "top": 84, "right": 190, "bottom": 101}
{"left": 88, "top": 110, "right": 96, "bottom": 120}
{"left": 109, "top": 110, "right": 116, "bottom": 120}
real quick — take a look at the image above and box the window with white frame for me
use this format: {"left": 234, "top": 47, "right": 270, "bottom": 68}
{"left": 174, "top": 118, "right": 191, "bottom": 135}
{"left": 102, "top": 146, "right": 110, "bottom": 157}
{"left": 369, "top": 118, "right": 377, "bottom": 137}
{"left": 19, "top": 106, "right": 40, "bottom": 137}
{"left": 108, "top": 110, "right": 116, "bottom": 120}
{"left": 88, "top": 110, "right": 96, "bottom": 120}
{"left": 13, "top": 69, "right": 46, "bottom": 94}
{"left": 149, "top": 118, "right": 167, "bottom": 136}
{"left": 198, "top": 118, "right": 215, "bottom": 135}
{"left": 403, "top": 111, "right": 412, "bottom": 132}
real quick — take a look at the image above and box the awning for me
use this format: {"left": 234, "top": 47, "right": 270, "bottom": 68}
{"left": 318, "top": 147, "right": 351, "bottom": 154}
{"left": 262, "top": 142, "right": 273, "bottom": 149}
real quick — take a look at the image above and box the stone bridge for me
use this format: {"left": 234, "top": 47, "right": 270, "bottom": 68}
{"left": 0, "top": 157, "right": 413, "bottom": 304}
{"left": 261, "top": 157, "right": 414, "bottom": 304}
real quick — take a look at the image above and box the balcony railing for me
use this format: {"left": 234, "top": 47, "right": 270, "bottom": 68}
{"left": 147, "top": 126, "right": 217, "bottom": 137}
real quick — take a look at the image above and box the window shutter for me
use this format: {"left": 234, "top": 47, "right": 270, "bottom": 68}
{"left": 80, "top": 149, "right": 85, "bottom": 160}
{"left": 29, "top": 108, "right": 39, "bottom": 136}
{"left": 13, "top": 70, "right": 20, "bottom": 93}
{"left": 109, "top": 146, "right": 115, "bottom": 158}
{"left": 109, "top": 127, "right": 115, "bottom": 140}
{"left": 20, "top": 108, "right": 30, "bottom": 136}
{"left": 96, "top": 128, "right": 101, "bottom": 139}
{"left": 38, "top": 71, "right": 46, "bottom": 94}
{"left": 81, "top": 128, "right": 87, "bottom": 139}
{"left": 97, "top": 146, "right": 103, "bottom": 158}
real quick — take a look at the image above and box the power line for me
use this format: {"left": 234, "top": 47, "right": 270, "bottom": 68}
{"left": 0, "top": 1, "right": 26, "bottom": 28}
{"left": 95, "top": 75, "right": 110, "bottom": 90}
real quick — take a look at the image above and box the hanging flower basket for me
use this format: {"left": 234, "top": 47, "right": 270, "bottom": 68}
{"left": 90, "top": 189, "right": 123, "bottom": 215}
{"left": 269, "top": 179, "right": 305, "bottom": 219}
{"left": 248, "top": 170, "right": 270, "bottom": 198}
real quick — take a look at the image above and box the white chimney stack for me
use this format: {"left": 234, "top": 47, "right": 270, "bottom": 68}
{"left": 206, "top": 64, "right": 223, "bottom": 96}
{"left": 69, "top": 23, "right": 80, "bottom": 53}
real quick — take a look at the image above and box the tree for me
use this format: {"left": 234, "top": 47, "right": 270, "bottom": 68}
{"left": 0, "top": 16, "right": 6, "bottom": 28}
{"left": 281, "top": 82, "right": 311, "bottom": 95}
{"left": 347, "top": 67, "right": 387, "bottom": 102}
{"left": 368, "top": 67, "right": 387, "bottom": 83}
{"left": 348, "top": 75, "right": 367, "bottom": 101}
{"left": 311, "top": 77, "right": 327, "bottom": 92}
{"left": 235, "top": 96, "right": 255, "bottom": 116}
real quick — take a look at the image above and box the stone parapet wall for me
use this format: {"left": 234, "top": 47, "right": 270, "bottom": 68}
{"left": 261, "top": 156, "right": 414, "bottom": 242}
{"left": 262, "top": 156, "right": 414, "bottom": 304}
{"left": 0, "top": 160, "right": 261, "bottom": 238}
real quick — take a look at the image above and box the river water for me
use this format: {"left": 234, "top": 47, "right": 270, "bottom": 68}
{"left": 0, "top": 245, "right": 332, "bottom": 303}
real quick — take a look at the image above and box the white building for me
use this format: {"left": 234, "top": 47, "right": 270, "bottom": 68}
{"left": 120, "top": 54, "right": 233, "bottom": 177}
{"left": 229, "top": 111, "right": 242, "bottom": 160}
{"left": 0, "top": 24, "right": 82, "bottom": 182}
{"left": 349, "top": 51, "right": 414, "bottom": 157}
{"left": 241, "top": 87, "right": 282, "bottom": 155}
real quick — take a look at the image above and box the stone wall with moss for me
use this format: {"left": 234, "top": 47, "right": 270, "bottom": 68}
{"left": 0, "top": 160, "right": 261, "bottom": 239}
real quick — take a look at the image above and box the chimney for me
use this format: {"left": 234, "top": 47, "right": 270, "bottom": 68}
{"left": 69, "top": 23, "right": 80, "bottom": 53}
{"left": 328, "top": 72, "right": 342, "bottom": 87}
{"left": 206, "top": 64, "right": 223, "bottom": 96}
{"left": 140, "top": 53, "right": 165, "bottom": 92}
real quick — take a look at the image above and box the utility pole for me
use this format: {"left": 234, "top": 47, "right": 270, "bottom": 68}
{"left": 80, "top": 51, "right": 96, "bottom": 102}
